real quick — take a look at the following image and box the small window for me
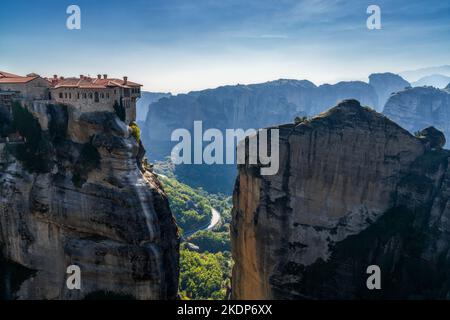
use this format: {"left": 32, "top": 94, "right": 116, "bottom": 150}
{"left": 59, "top": 92, "right": 63, "bottom": 99}
{"left": 77, "top": 92, "right": 80, "bottom": 99}
{"left": 107, "top": 93, "right": 110, "bottom": 98}
{"left": 64, "top": 93, "right": 68, "bottom": 99}
{"left": 69, "top": 93, "right": 72, "bottom": 99}
{"left": 89, "top": 93, "right": 93, "bottom": 99}
{"left": 84, "top": 93, "right": 87, "bottom": 99}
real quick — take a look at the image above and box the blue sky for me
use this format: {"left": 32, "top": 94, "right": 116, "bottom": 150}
{"left": 1, "top": 0, "right": 449, "bottom": 93}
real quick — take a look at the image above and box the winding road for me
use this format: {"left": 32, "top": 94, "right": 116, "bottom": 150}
{"left": 182, "top": 207, "right": 221, "bottom": 239}
{"left": 156, "top": 172, "right": 222, "bottom": 240}
{"left": 206, "top": 208, "right": 221, "bottom": 231}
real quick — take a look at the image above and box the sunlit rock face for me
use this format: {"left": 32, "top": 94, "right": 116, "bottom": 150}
{"left": 383, "top": 86, "right": 450, "bottom": 147}
{"left": 0, "top": 103, "right": 179, "bottom": 300}
{"left": 231, "top": 99, "right": 450, "bottom": 299}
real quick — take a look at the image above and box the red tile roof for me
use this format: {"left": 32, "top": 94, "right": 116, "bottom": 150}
{"left": 0, "top": 71, "right": 38, "bottom": 84}
{"left": 0, "top": 71, "right": 142, "bottom": 89}
{"left": 50, "top": 77, "right": 142, "bottom": 89}
{"left": 0, "top": 71, "right": 21, "bottom": 78}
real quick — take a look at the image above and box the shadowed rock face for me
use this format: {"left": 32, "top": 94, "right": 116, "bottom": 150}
{"left": 383, "top": 86, "right": 450, "bottom": 147}
{"left": 231, "top": 99, "right": 450, "bottom": 299}
{"left": 368, "top": 73, "right": 410, "bottom": 111}
{"left": 0, "top": 104, "right": 179, "bottom": 300}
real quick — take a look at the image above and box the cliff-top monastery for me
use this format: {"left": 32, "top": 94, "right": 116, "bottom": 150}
{"left": 0, "top": 71, "right": 142, "bottom": 124}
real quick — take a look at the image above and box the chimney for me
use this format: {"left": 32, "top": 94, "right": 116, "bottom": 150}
{"left": 103, "top": 74, "right": 108, "bottom": 79}
{"left": 53, "top": 75, "right": 57, "bottom": 79}
{"left": 80, "top": 74, "right": 84, "bottom": 79}
{"left": 60, "top": 76, "right": 64, "bottom": 80}
{"left": 97, "top": 74, "right": 101, "bottom": 79}
{"left": 123, "top": 76, "right": 128, "bottom": 84}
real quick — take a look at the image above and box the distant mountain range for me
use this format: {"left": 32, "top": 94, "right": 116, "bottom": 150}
{"left": 139, "top": 73, "right": 410, "bottom": 193}
{"left": 411, "top": 74, "right": 450, "bottom": 89}
{"left": 136, "top": 91, "right": 171, "bottom": 121}
{"left": 400, "top": 65, "right": 450, "bottom": 82}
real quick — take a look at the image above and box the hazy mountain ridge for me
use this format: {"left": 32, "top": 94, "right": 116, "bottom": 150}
{"left": 140, "top": 73, "right": 409, "bottom": 193}
{"left": 136, "top": 92, "right": 172, "bottom": 122}
{"left": 412, "top": 74, "right": 450, "bottom": 89}
{"left": 400, "top": 65, "right": 450, "bottom": 82}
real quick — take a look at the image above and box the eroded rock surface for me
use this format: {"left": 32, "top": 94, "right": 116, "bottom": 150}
{"left": 0, "top": 103, "right": 179, "bottom": 300}
{"left": 383, "top": 86, "right": 450, "bottom": 146}
{"left": 232, "top": 99, "right": 450, "bottom": 299}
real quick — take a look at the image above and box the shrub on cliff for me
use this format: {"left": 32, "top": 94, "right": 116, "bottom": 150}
{"left": 12, "top": 102, "right": 42, "bottom": 146}
{"left": 113, "top": 100, "right": 126, "bottom": 122}
{"left": 72, "top": 142, "right": 101, "bottom": 187}
{"left": 8, "top": 102, "right": 53, "bottom": 173}
{"left": 0, "top": 106, "right": 14, "bottom": 137}
{"left": 47, "top": 104, "right": 68, "bottom": 144}
{"left": 129, "top": 121, "right": 141, "bottom": 142}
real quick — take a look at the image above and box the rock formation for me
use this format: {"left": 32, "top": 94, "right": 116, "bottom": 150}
{"left": 383, "top": 86, "right": 450, "bottom": 147}
{"left": 0, "top": 102, "right": 179, "bottom": 300}
{"left": 142, "top": 79, "right": 381, "bottom": 193}
{"left": 136, "top": 92, "right": 171, "bottom": 122}
{"left": 231, "top": 99, "right": 450, "bottom": 299}
{"left": 368, "top": 72, "right": 410, "bottom": 111}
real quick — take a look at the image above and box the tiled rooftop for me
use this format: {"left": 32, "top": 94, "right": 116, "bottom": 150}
{"left": 0, "top": 71, "right": 39, "bottom": 84}
{"left": 0, "top": 71, "right": 142, "bottom": 88}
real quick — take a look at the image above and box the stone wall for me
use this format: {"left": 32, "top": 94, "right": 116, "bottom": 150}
{"left": 0, "top": 78, "right": 51, "bottom": 100}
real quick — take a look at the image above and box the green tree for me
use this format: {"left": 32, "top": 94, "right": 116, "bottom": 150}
{"left": 179, "top": 249, "right": 231, "bottom": 300}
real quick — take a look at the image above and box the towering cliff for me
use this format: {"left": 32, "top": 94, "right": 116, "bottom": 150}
{"left": 142, "top": 79, "right": 381, "bottom": 193}
{"left": 232, "top": 100, "right": 450, "bottom": 299}
{"left": 136, "top": 92, "right": 171, "bottom": 122}
{"left": 368, "top": 72, "right": 410, "bottom": 111}
{"left": 383, "top": 86, "right": 450, "bottom": 146}
{"left": 0, "top": 102, "right": 179, "bottom": 300}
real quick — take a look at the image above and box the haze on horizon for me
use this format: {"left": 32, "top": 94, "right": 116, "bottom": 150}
{"left": 1, "top": 0, "right": 449, "bottom": 93}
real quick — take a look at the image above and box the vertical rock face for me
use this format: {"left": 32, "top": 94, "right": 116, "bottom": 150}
{"left": 383, "top": 86, "right": 450, "bottom": 146}
{"left": 231, "top": 100, "right": 450, "bottom": 299}
{"left": 0, "top": 103, "right": 179, "bottom": 300}
{"left": 142, "top": 79, "right": 379, "bottom": 194}
{"left": 368, "top": 73, "right": 410, "bottom": 111}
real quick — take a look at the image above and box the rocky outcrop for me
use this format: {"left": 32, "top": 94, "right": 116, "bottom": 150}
{"left": 368, "top": 73, "right": 410, "bottom": 111}
{"left": 142, "top": 79, "right": 379, "bottom": 193}
{"left": 383, "top": 86, "right": 450, "bottom": 147}
{"left": 0, "top": 102, "right": 179, "bottom": 300}
{"left": 231, "top": 99, "right": 450, "bottom": 299}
